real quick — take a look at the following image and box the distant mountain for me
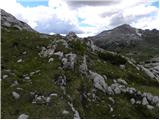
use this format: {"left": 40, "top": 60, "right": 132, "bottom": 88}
{"left": 89, "top": 24, "right": 159, "bottom": 62}
{"left": 1, "top": 9, "right": 35, "bottom": 32}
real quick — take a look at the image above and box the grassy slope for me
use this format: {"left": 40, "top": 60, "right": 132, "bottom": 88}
{"left": 1, "top": 29, "right": 159, "bottom": 118}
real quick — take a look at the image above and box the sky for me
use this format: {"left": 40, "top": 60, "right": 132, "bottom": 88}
{"left": 0, "top": 0, "right": 159, "bottom": 37}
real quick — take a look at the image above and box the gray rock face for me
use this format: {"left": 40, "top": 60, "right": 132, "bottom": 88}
{"left": 143, "top": 57, "right": 159, "bottom": 80}
{"left": 110, "top": 83, "right": 121, "bottom": 94}
{"left": 147, "top": 105, "right": 154, "bottom": 110}
{"left": 12, "top": 91, "right": 20, "bottom": 99}
{"left": 139, "top": 65, "right": 156, "bottom": 80}
{"left": 130, "top": 98, "right": 135, "bottom": 104}
{"left": 2, "top": 75, "right": 8, "bottom": 79}
{"left": 62, "top": 110, "right": 69, "bottom": 114}
{"left": 142, "top": 97, "right": 149, "bottom": 105}
{"left": 56, "top": 75, "right": 67, "bottom": 86}
{"left": 89, "top": 71, "right": 108, "bottom": 93}
{"left": 18, "top": 114, "right": 29, "bottom": 119}
{"left": 106, "top": 86, "right": 114, "bottom": 95}
{"left": 62, "top": 53, "right": 77, "bottom": 70}
{"left": 54, "top": 51, "right": 64, "bottom": 59}
{"left": 151, "top": 96, "right": 159, "bottom": 106}
{"left": 39, "top": 45, "right": 56, "bottom": 57}
{"left": 17, "top": 59, "right": 22, "bottom": 63}
{"left": 120, "top": 65, "right": 125, "bottom": 69}
{"left": 66, "top": 32, "right": 77, "bottom": 41}
{"left": 68, "top": 102, "right": 80, "bottom": 119}
{"left": 1, "top": 9, "right": 35, "bottom": 32}
{"left": 86, "top": 39, "right": 96, "bottom": 51}
{"left": 10, "top": 80, "right": 19, "bottom": 87}
{"left": 117, "top": 78, "right": 128, "bottom": 85}
{"left": 108, "top": 97, "right": 115, "bottom": 104}
{"left": 79, "top": 55, "right": 88, "bottom": 74}
{"left": 48, "top": 58, "right": 54, "bottom": 63}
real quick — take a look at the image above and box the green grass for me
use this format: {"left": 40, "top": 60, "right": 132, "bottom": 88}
{"left": 1, "top": 28, "right": 159, "bottom": 119}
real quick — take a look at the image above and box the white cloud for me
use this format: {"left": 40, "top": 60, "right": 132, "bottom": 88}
{"left": 0, "top": 0, "right": 159, "bottom": 37}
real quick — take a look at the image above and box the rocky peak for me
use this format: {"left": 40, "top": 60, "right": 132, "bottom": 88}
{"left": 1, "top": 9, "right": 35, "bottom": 32}
{"left": 66, "top": 32, "right": 78, "bottom": 41}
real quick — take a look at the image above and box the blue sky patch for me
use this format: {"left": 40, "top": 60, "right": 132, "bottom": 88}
{"left": 151, "top": 1, "right": 159, "bottom": 8}
{"left": 17, "top": 0, "right": 48, "bottom": 7}
{"left": 79, "top": 23, "right": 96, "bottom": 27}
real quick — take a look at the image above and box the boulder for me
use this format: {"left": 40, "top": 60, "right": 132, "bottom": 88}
{"left": 54, "top": 51, "right": 63, "bottom": 59}
{"left": 108, "top": 97, "right": 115, "bottom": 104}
{"left": 62, "top": 53, "right": 77, "bottom": 70}
{"left": 147, "top": 105, "right": 154, "bottom": 110}
{"left": 32, "top": 95, "right": 46, "bottom": 104}
{"left": 113, "top": 87, "right": 121, "bottom": 94}
{"left": 2, "top": 75, "right": 8, "bottom": 79}
{"left": 120, "top": 65, "right": 125, "bottom": 69}
{"left": 17, "top": 59, "right": 22, "bottom": 63}
{"left": 151, "top": 96, "right": 159, "bottom": 106}
{"left": 106, "top": 86, "right": 114, "bottom": 95}
{"left": 48, "top": 58, "right": 54, "bottom": 62}
{"left": 66, "top": 32, "right": 77, "bottom": 41}
{"left": 22, "top": 51, "right": 27, "bottom": 55}
{"left": 130, "top": 98, "right": 135, "bottom": 104}
{"left": 10, "top": 80, "right": 19, "bottom": 87}
{"left": 110, "top": 83, "right": 121, "bottom": 94}
{"left": 146, "top": 93, "right": 153, "bottom": 102}
{"left": 136, "top": 100, "right": 141, "bottom": 104}
{"left": 117, "top": 78, "right": 128, "bottom": 85}
{"left": 62, "top": 110, "right": 69, "bottom": 114}
{"left": 56, "top": 75, "right": 67, "bottom": 86}
{"left": 79, "top": 55, "right": 88, "bottom": 74}
{"left": 12, "top": 91, "right": 20, "bottom": 99}
{"left": 142, "top": 97, "right": 149, "bottom": 105}
{"left": 89, "top": 71, "right": 108, "bottom": 93}
{"left": 18, "top": 114, "right": 29, "bottom": 119}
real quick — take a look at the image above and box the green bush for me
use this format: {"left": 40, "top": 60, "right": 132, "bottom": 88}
{"left": 98, "top": 52, "right": 127, "bottom": 65}
{"left": 70, "top": 40, "right": 87, "bottom": 55}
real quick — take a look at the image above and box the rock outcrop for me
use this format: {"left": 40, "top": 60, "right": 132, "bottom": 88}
{"left": 1, "top": 9, "right": 35, "bottom": 32}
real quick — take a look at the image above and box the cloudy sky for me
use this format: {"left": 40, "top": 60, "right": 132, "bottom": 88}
{"left": 0, "top": 0, "right": 159, "bottom": 37}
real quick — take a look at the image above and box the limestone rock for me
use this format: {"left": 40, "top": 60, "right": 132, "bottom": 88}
{"left": 56, "top": 75, "right": 67, "bottom": 86}
{"left": 62, "top": 110, "right": 69, "bottom": 114}
{"left": 2, "top": 75, "right": 8, "bottom": 79}
{"left": 17, "top": 59, "right": 22, "bottom": 63}
{"left": 117, "top": 78, "right": 128, "bottom": 85}
{"left": 18, "top": 114, "right": 29, "bottom": 119}
{"left": 120, "top": 65, "right": 125, "bottom": 69}
{"left": 130, "top": 98, "right": 135, "bottom": 104}
{"left": 147, "top": 105, "right": 154, "bottom": 110}
{"left": 48, "top": 58, "right": 54, "bottom": 62}
{"left": 66, "top": 32, "right": 77, "bottom": 41}
{"left": 12, "top": 91, "right": 20, "bottom": 99}
{"left": 54, "top": 51, "right": 63, "bottom": 59}
{"left": 89, "top": 71, "right": 108, "bottom": 93}
{"left": 142, "top": 97, "right": 149, "bottom": 105}
{"left": 108, "top": 97, "right": 115, "bottom": 104}
{"left": 79, "top": 55, "right": 88, "bottom": 74}
{"left": 62, "top": 53, "right": 77, "bottom": 70}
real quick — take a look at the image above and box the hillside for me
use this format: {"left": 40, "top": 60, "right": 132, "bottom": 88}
{"left": 1, "top": 10, "right": 159, "bottom": 119}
